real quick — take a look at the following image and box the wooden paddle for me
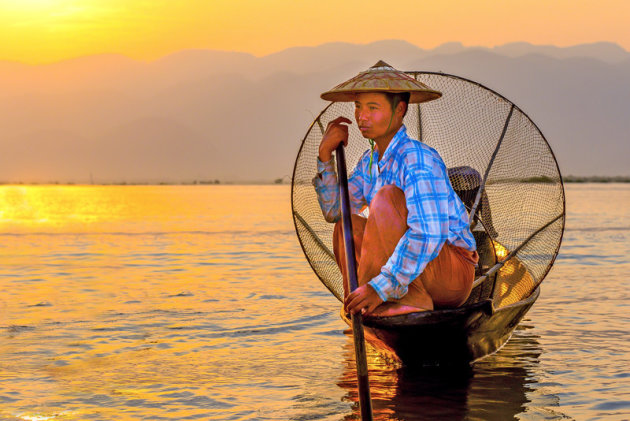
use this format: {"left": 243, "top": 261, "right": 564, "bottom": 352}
{"left": 335, "top": 143, "right": 374, "bottom": 420}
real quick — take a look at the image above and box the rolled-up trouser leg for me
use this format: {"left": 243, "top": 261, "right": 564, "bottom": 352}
{"left": 417, "top": 243, "right": 477, "bottom": 308}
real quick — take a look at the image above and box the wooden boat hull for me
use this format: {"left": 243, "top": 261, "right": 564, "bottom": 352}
{"left": 342, "top": 287, "right": 540, "bottom": 366}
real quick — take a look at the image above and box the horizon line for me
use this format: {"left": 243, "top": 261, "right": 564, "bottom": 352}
{"left": 1, "top": 175, "right": 629, "bottom": 187}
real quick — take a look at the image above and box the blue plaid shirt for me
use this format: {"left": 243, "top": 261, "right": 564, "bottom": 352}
{"left": 313, "top": 125, "right": 476, "bottom": 302}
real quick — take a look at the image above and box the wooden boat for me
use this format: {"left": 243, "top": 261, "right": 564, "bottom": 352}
{"left": 291, "top": 71, "right": 565, "bottom": 366}
{"left": 343, "top": 286, "right": 540, "bottom": 366}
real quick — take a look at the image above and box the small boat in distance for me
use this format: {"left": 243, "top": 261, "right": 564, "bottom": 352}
{"left": 292, "top": 72, "right": 565, "bottom": 365}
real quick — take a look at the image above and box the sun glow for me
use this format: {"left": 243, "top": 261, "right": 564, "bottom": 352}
{"left": 1, "top": 0, "right": 87, "bottom": 17}
{"left": 0, "top": 0, "right": 628, "bottom": 64}
{"left": 0, "top": 0, "right": 137, "bottom": 63}
{"left": 4, "top": 0, "right": 60, "bottom": 8}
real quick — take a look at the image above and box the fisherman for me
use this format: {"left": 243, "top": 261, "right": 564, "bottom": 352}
{"left": 313, "top": 61, "right": 479, "bottom": 317}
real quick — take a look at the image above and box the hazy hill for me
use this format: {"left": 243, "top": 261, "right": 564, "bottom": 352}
{"left": 0, "top": 41, "right": 628, "bottom": 183}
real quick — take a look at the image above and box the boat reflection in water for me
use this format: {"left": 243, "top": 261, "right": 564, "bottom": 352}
{"left": 337, "top": 324, "right": 562, "bottom": 420}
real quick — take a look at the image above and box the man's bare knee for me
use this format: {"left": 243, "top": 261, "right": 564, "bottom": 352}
{"left": 371, "top": 185, "right": 406, "bottom": 219}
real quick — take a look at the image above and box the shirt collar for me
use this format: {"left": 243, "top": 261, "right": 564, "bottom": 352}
{"left": 379, "top": 124, "right": 408, "bottom": 164}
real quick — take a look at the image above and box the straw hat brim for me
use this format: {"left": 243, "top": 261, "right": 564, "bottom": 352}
{"left": 320, "top": 89, "right": 442, "bottom": 104}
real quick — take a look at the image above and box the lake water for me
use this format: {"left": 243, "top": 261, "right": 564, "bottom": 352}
{"left": 0, "top": 184, "right": 628, "bottom": 420}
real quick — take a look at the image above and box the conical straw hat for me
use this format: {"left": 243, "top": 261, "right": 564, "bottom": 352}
{"left": 321, "top": 60, "right": 442, "bottom": 103}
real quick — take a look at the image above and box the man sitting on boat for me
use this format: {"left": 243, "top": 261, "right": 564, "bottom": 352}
{"left": 313, "top": 61, "right": 479, "bottom": 317}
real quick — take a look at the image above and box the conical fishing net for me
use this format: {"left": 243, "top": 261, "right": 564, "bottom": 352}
{"left": 291, "top": 72, "right": 565, "bottom": 310}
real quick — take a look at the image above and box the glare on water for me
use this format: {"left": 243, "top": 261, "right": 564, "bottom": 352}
{"left": 0, "top": 184, "right": 628, "bottom": 420}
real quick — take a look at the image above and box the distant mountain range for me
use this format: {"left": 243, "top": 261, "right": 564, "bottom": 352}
{"left": 0, "top": 40, "right": 628, "bottom": 183}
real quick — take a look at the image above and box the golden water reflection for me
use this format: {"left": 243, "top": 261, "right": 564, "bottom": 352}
{"left": 0, "top": 184, "right": 628, "bottom": 420}
{"left": 0, "top": 185, "right": 289, "bottom": 234}
{"left": 1, "top": 185, "right": 324, "bottom": 420}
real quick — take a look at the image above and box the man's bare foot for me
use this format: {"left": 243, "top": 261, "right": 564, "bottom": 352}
{"left": 371, "top": 302, "right": 431, "bottom": 317}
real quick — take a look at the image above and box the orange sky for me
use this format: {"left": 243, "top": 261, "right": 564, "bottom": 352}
{"left": 1, "top": 0, "right": 629, "bottom": 64}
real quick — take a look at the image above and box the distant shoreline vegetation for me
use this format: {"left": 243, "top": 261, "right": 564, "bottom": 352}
{"left": 488, "top": 175, "right": 630, "bottom": 184}
{"left": 0, "top": 176, "right": 629, "bottom": 186}
{"left": 563, "top": 175, "right": 630, "bottom": 183}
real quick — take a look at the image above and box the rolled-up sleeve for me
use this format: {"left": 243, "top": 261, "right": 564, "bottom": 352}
{"left": 313, "top": 156, "right": 366, "bottom": 223}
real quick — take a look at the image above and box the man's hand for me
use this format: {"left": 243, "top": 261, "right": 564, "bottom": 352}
{"left": 319, "top": 116, "right": 352, "bottom": 162}
{"left": 344, "top": 284, "right": 384, "bottom": 316}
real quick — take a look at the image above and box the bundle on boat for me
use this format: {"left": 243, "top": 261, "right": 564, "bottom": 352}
{"left": 291, "top": 72, "right": 565, "bottom": 365}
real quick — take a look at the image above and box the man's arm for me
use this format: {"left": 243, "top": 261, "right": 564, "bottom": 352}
{"left": 313, "top": 157, "right": 341, "bottom": 222}
{"left": 312, "top": 117, "right": 366, "bottom": 222}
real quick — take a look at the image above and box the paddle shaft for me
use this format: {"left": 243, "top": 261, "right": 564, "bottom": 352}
{"left": 335, "top": 144, "right": 373, "bottom": 421}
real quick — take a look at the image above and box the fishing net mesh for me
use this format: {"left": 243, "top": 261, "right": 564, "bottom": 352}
{"left": 291, "top": 72, "right": 565, "bottom": 310}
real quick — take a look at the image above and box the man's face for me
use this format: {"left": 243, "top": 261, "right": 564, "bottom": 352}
{"left": 354, "top": 92, "right": 397, "bottom": 140}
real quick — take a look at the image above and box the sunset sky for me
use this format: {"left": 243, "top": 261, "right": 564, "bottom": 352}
{"left": 1, "top": 0, "right": 629, "bottom": 64}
